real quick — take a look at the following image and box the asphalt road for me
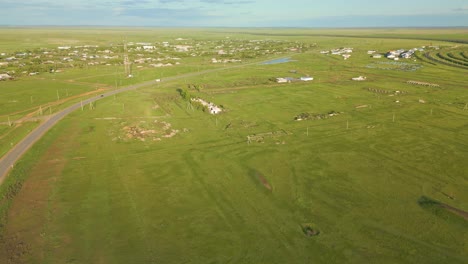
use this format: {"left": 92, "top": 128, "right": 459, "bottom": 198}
{"left": 0, "top": 56, "right": 286, "bottom": 185}
{"left": 0, "top": 79, "right": 146, "bottom": 185}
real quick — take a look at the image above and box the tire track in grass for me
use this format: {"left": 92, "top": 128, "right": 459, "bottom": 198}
{"left": 197, "top": 148, "right": 300, "bottom": 262}
{"left": 363, "top": 220, "right": 467, "bottom": 263}
{"left": 182, "top": 152, "right": 249, "bottom": 261}
{"left": 112, "top": 154, "right": 157, "bottom": 263}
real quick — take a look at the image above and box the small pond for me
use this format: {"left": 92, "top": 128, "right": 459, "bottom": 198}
{"left": 262, "top": 57, "right": 295, "bottom": 65}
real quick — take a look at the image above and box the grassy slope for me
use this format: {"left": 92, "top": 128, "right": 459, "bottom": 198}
{"left": 0, "top": 30, "right": 467, "bottom": 263}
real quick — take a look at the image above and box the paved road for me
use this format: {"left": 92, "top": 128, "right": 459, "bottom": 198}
{"left": 0, "top": 56, "right": 288, "bottom": 185}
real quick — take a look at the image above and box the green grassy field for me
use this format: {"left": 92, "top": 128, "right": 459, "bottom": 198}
{"left": 0, "top": 28, "right": 467, "bottom": 263}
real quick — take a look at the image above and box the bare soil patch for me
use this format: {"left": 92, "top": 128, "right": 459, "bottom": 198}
{"left": 440, "top": 204, "right": 468, "bottom": 221}
{"left": 257, "top": 173, "right": 272, "bottom": 191}
{"left": 111, "top": 120, "right": 180, "bottom": 142}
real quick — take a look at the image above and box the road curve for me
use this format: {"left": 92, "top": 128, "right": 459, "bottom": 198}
{"left": 0, "top": 56, "right": 289, "bottom": 185}
{"left": 0, "top": 80, "right": 145, "bottom": 185}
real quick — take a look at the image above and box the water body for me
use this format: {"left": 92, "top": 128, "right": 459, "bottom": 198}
{"left": 262, "top": 57, "right": 295, "bottom": 65}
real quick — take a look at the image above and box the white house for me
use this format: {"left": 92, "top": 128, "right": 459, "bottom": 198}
{"left": 300, "top": 77, "right": 314, "bottom": 81}
{"left": 276, "top": 77, "right": 289, "bottom": 83}
{"left": 174, "top": 45, "right": 191, "bottom": 52}
{"left": 352, "top": 76, "right": 366, "bottom": 81}
{"left": 0, "top": 73, "right": 12, "bottom": 80}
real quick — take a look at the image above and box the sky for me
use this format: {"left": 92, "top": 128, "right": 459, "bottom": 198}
{"left": 0, "top": 0, "right": 467, "bottom": 27}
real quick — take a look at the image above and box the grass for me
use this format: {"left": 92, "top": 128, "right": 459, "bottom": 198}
{"left": 0, "top": 28, "right": 467, "bottom": 264}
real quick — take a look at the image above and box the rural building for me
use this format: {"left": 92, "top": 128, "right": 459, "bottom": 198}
{"left": 300, "top": 77, "right": 314, "bottom": 81}
{"left": 276, "top": 77, "right": 290, "bottom": 83}
{"left": 0, "top": 73, "right": 12, "bottom": 80}
{"left": 174, "top": 45, "right": 192, "bottom": 52}
{"left": 276, "top": 77, "right": 296, "bottom": 83}
{"left": 352, "top": 76, "right": 366, "bottom": 81}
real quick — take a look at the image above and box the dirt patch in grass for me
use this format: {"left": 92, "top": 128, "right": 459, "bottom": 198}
{"left": 111, "top": 120, "right": 180, "bottom": 142}
{"left": 418, "top": 196, "right": 468, "bottom": 221}
{"left": 440, "top": 204, "right": 468, "bottom": 221}
{"left": 256, "top": 172, "right": 272, "bottom": 191}
{"left": 259, "top": 175, "right": 272, "bottom": 191}
{"left": 301, "top": 224, "right": 320, "bottom": 237}
{"left": 0, "top": 124, "right": 78, "bottom": 263}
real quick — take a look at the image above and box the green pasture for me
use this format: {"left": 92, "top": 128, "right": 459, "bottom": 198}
{"left": 0, "top": 28, "right": 467, "bottom": 264}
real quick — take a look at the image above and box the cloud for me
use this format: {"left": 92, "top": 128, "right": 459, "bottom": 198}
{"left": 118, "top": 7, "right": 221, "bottom": 23}
{"left": 121, "top": 0, "right": 151, "bottom": 6}
{"left": 158, "top": 0, "right": 186, "bottom": 3}
{"left": 223, "top": 1, "right": 255, "bottom": 5}
{"left": 286, "top": 14, "right": 468, "bottom": 28}
{"left": 453, "top": 6, "right": 468, "bottom": 12}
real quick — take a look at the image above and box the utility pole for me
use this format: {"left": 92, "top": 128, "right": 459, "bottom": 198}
{"left": 393, "top": 113, "right": 395, "bottom": 123}
{"left": 124, "top": 41, "right": 131, "bottom": 77}
{"left": 56, "top": 90, "right": 60, "bottom": 101}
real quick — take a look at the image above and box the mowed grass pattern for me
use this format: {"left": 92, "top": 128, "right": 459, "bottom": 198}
{"left": 0, "top": 30, "right": 467, "bottom": 263}
{"left": 3, "top": 82, "right": 468, "bottom": 263}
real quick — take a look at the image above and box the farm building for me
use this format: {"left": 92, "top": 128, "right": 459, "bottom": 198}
{"left": 352, "top": 76, "right": 366, "bottom": 81}
{"left": 276, "top": 77, "right": 294, "bottom": 83}
{"left": 0, "top": 73, "right": 12, "bottom": 80}
{"left": 300, "top": 77, "right": 314, "bottom": 81}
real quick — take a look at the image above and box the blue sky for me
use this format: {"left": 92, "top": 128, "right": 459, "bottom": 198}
{"left": 0, "top": 0, "right": 467, "bottom": 27}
